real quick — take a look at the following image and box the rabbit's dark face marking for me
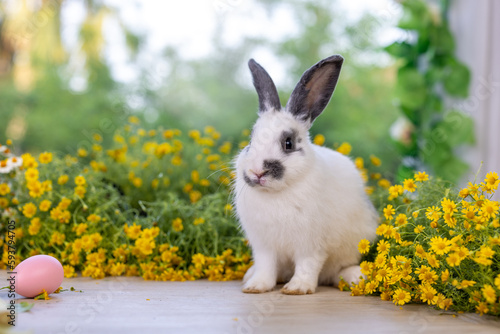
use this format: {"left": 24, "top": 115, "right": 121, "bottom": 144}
{"left": 263, "top": 160, "right": 284, "bottom": 180}
{"left": 280, "top": 129, "right": 304, "bottom": 155}
{"left": 242, "top": 159, "right": 285, "bottom": 187}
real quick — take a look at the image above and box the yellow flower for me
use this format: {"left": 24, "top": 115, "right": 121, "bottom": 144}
{"left": 74, "top": 223, "right": 88, "bottom": 236}
{"left": 190, "top": 190, "right": 202, "bottom": 204}
{"left": 414, "top": 171, "right": 429, "bottom": 182}
{"left": 419, "top": 269, "right": 438, "bottom": 285}
{"left": 383, "top": 205, "right": 395, "bottom": 221}
{"left": 484, "top": 172, "right": 499, "bottom": 189}
{"left": 480, "top": 199, "right": 499, "bottom": 219}
{"left": 75, "top": 186, "right": 87, "bottom": 197}
{"left": 124, "top": 223, "right": 142, "bottom": 240}
{"left": 369, "top": 155, "right": 381, "bottom": 167}
{"left": 83, "top": 214, "right": 100, "bottom": 224}
{"left": 426, "top": 253, "right": 440, "bottom": 268}
{"left": 63, "top": 265, "right": 77, "bottom": 278}
{"left": 429, "top": 236, "right": 452, "bottom": 255}
{"left": 155, "top": 142, "right": 173, "bottom": 157}
{"left": 22, "top": 202, "right": 37, "bottom": 218}
{"left": 446, "top": 253, "right": 462, "bottom": 267}
{"left": 414, "top": 225, "right": 424, "bottom": 234}
{"left": 441, "top": 198, "right": 458, "bottom": 214}
{"left": 139, "top": 227, "right": 160, "bottom": 240}
{"left": 376, "top": 240, "right": 390, "bottom": 254}
{"left": 459, "top": 187, "right": 470, "bottom": 198}
{"left": 395, "top": 213, "right": 407, "bottom": 227}
{"left": 482, "top": 285, "right": 496, "bottom": 304}
{"left": 38, "top": 152, "right": 53, "bottom": 164}
{"left": 313, "top": 134, "right": 325, "bottom": 146}
{"left": 172, "top": 218, "right": 183, "bottom": 232}
{"left": 191, "top": 170, "right": 200, "bottom": 183}
{"left": 58, "top": 197, "right": 72, "bottom": 210}
{"left": 135, "top": 238, "right": 156, "bottom": 256}
{"left": 128, "top": 116, "right": 140, "bottom": 124}
{"left": 132, "top": 177, "right": 143, "bottom": 188}
{"left": 58, "top": 175, "right": 69, "bottom": 185}
{"left": 494, "top": 274, "right": 500, "bottom": 290}
{"left": 0, "top": 197, "right": 8, "bottom": 208}
{"left": 193, "top": 218, "right": 205, "bottom": 226}
{"left": 75, "top": 175, "right": 86, "bottom": 186}
{"left": 89, "top": 133, "right": 102, "bottom": 143}
{"left": 34, "top": 289, "right": 50, "bottom": 301}
{"left": 25, "top": 168, "right": 39, "bottom": 181}
{"left": 219, "top": 142, "right": 232, "bottom": 154}
{"left": 388, "top": 185, "right": 403, "bottom": 200}
{"left": 50, "top": 231, "right": 66, "bottom": 245}
{"left": 378, "top": 179, "right": 391, "bottom": 189}
{"left": 22, "top": 153, "right": 38, "bottom": 168}
{"left": 0, "top": 183, "right": 10, "bottom": 196}
{"left": 375, "top": 266, "right": 390, "bottom": 282}
{"left": 476, "top": 302, "right": 489, "bottom": 315}
{"left": 77, "top": 148, "right": 88, "bottom": 157}
{"left": 358, "top": 239, "right": 370, "bottom": 254}
{"left": 477, "top": 245, "right": 495, "bottom": 259}
{"left": 426, "top": 206, "right": 441, "bottom": 221}
{"left": 441, "top": 269, "right": 450, "bottom": 282}
{"left": 39, "top": 200, "right": 51, "bottom": 212}
{"left": 419, "top": 284, "right": 437, "bottom": 305}
{"left": 27, "top": 180, "right": 44, "bottom": 198}
{"left": 414, "top": 244, "right": 426, "bottom": 258}
{"left": 392, "top": 288, "right": 411, "bottom": 306}
{"left": 336, "top": 142, "right": 352, "bottom": 155}
{"left": 171, "top": 155, "right": 182, "bottom": 166}
{"left": 28, "top": 218, "right": 41, "bottom": 235}
{"left": 403, "top": 179, "right": 416, "bottom": 192}
{"left": 200, "top": 179, "right": 211, "bottom": 187}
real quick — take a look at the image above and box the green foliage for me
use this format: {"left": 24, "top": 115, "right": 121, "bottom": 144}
{"left": 386, "top": 0, "right": 474, "bottom": 183}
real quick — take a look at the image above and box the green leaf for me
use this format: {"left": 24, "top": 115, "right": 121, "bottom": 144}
{"left": 443, "top": 60, "right": 471, "bottom": 97}
{"left": 425, "top": 66, "right": 444, "bottom": 85}
{"left": 385, "top": 42, "right": 415, "bottom": 59}
{"left": 439, "top": 111, "right": 475, "bottom": 146}
{"left": 18, "top": 301, "right": 35, "bottom": 312}
{"left": 434, "top": 156, "right": 469, "bottom": 183}
{"left": 395, "top": 67, "right": 428, "bottom": 110}
{"left": 397, "top": 164, "right": 415, "bottom": 183}
{"left": 430, "top": 25, "right": 455, "bottom": 56}
{"left": 398, "top": 0, "right": 430, "bottom": 31}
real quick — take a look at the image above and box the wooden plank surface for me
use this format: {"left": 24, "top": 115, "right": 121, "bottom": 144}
{"left": 1, "top": 271, "right": 500, "bottom": 334}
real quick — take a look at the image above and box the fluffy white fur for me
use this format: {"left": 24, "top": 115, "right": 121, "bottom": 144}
{"left": 235, "top": 110, "right": 378, "bottom": 294}
{"left": 234, "top": 56, "right": 378, "bottom": 295}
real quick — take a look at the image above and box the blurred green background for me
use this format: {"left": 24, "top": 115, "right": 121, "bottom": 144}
{"left": 0, "top": 0, "right": 474, "bottom": 181}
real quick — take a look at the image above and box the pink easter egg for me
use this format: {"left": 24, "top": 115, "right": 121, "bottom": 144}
{"left": 14, "top": 255, "right": 64, "bottom": 298}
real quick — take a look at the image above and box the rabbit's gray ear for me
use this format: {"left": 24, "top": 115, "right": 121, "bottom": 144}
{"left": 286, "top": 55, "right": 344, "bottom": 124}
{"left": 248, "top": 59, "right": 282, "bottom": 112}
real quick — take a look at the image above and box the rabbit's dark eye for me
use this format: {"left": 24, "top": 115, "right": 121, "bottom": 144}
{"left": 285, "top": 137, "right": 293, "bottom": 151}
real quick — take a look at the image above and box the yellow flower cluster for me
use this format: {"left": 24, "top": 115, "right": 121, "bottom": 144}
{"left": 345, "top": 171, "right": 500, "bottom": 316}
{"left": 0, "top": 120, "right": 251, "bottom": 283}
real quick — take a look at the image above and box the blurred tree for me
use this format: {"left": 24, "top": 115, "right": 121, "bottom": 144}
{"left": 0, "top": 0, "right": 135, "bottom": 154}
{"left": 0, "top": 0, "right": 401, "bottom": 176}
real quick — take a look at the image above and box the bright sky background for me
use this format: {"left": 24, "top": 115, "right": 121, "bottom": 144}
{"left": 61, "top": 0, "right": 402, "bottom": 87}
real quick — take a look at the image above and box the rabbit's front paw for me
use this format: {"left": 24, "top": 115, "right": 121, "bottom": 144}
{"left": 242, "top": 273, "right": 276, "bottom": 293}
{"left": 281, "top": 278, "right": 316, "bottom": 295}
{"left": 338, "top": 265, "right": 364, "bottom": 286}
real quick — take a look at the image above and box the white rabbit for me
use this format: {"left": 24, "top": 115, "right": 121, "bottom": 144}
{"left": 234, "top": 55, "right": 378, "bottom": 295}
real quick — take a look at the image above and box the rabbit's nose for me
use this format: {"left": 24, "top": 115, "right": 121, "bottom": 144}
{"left": 250, "top": 170, "right": 268, "bottom": 179}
